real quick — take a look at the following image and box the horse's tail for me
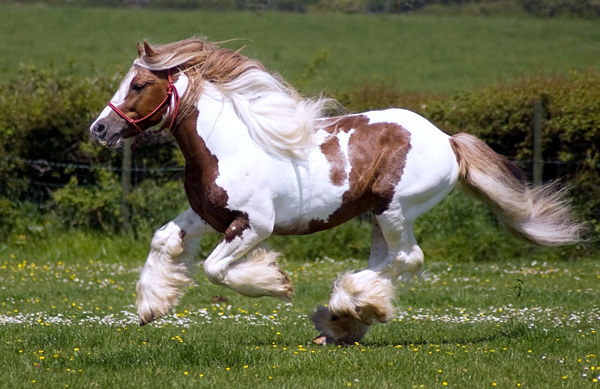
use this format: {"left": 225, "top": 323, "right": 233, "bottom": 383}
{"left": 449, "top": 132, "right": 583, "bottom": 246}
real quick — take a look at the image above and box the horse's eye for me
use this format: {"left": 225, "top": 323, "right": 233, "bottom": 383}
{"left": 131, "top": 83, "right": 145, "bottom": 92}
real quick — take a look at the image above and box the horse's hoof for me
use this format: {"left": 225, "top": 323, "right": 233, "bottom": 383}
{"left": 312, "top": 333, "right": 329, "bottom": 345}
{"left": 138, "top": 311, "right": 156, "bottom": 326}
{"left": 278, "top": 278, "right": 294, "bottom": 301}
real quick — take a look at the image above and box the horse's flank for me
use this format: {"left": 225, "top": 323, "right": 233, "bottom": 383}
{"left": 135, "top": 37, "right": 336, "bottom": 160}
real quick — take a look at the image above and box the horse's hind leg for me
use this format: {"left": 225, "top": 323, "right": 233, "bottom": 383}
{"left": 137, "top": 207, "right": 216, "bottom": 325}
{"left": 312, "top": 214, "right": 424, "bottom": 345}
{"left": 312, "top": 217, "right": 399, "bottom": 344}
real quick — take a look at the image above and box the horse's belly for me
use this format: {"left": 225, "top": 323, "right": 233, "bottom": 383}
{"left": 271, "top": 179, "right": 354, "bottom": 235}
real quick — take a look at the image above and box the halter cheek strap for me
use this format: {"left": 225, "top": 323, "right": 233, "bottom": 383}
{"left": 107, "top": 69, "right": 180, "bottom": 148}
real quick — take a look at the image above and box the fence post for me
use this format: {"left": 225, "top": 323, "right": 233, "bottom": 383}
{"left": 121, "top": 140, "right": 132, "bottom": 233}
{"left": 533, "top": 100, "right": 543, "bottom": 186}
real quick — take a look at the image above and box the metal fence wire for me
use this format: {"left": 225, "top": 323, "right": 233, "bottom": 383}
{"left": 1, "top": 155, "right": 594, "bottom": 205}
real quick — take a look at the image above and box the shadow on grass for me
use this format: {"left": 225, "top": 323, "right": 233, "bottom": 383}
{"left": 362, "top": 320, "right": 540, "bottom": 348}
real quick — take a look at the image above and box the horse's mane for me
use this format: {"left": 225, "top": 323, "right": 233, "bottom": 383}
{"left": 135, "top": 37, "right": 336, "bottom": 160}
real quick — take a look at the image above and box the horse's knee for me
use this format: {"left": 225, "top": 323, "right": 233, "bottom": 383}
{"left": 203, "top": 259, "right": 227, "bottom": 285}
{"left": 151, "top": 222, "right": 186, "bottom": 257}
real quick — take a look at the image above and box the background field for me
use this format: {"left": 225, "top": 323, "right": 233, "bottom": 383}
{"left": 1, "top": 4, "right": 599, "bottom": 388}
{"left": 1, "top": 4, "right": 599, "bottom": 93}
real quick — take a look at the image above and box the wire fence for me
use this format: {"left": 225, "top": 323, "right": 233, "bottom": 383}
{"left": 1, "top": 155, "right": 595, "bottom": 205}
{"left": 2, "top": 156, "right": 185, "bottom": 173}
{"left": 1, "top": 156, "right": 185, "bottom": 204}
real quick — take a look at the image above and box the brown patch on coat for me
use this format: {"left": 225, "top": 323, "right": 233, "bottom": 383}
{"left": 171, "top": 109, "right": 249, "bottom": 242}
{"left": 308, "top": 115, "right": 411, "bottom": 232}
{"left": 320, "top": 135, "right": 347, "bottom": 186}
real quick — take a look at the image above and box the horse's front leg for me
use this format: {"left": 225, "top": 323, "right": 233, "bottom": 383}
{"left": 203, "top": 215, "right": 293, "bottom": 301}
{"left": 137, "top": 207, "right": 216, "bottom": 325}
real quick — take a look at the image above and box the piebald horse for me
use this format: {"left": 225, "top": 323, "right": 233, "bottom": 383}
{"left": 90, "top": 38, "right": 582, "bottom": 344}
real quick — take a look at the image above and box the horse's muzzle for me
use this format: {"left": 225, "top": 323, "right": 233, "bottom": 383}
{"left": 90, "top": 121, "right": 121, "bottom": 147}
{"left": 90, "top": 122, "right": 109, "bottom": 146}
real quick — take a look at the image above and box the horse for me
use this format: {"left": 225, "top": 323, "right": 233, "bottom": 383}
{"left": 90, "top": 37, "right": 582, "bottom": 345}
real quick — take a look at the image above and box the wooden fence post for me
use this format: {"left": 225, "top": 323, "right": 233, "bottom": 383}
{"left": 533, "top": 100, "right": 543, "bottom": 186}
{"left": 121, "top": 140, "right": 132, "bottom": 233}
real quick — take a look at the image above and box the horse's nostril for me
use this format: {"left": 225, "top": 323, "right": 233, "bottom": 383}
{"left": 92, "top": 123, "right": 106, "bottom": 135}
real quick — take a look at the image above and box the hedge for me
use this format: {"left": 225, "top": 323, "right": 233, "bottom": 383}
{"left": 0, "top": 65, "right": 186, "bottom": 236}
{"left": 424, "top": 68, "right": 600, "bottom": 228}
{"left": 0, "top": 66, "right": 598, "bottom": 241}
{"left": 339, "top": 68, "right": 600, "bottom": 236}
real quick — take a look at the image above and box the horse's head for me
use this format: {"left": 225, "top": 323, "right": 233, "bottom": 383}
{"left": 90, "top": 42, "right": 182, "bottom": 148}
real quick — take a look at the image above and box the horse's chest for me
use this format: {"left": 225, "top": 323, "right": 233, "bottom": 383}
{"left": 184, "top": 166, "right": 234, "bottom": 233}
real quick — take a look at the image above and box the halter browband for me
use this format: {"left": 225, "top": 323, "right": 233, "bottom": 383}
{"left": 107, "top": 69, "right": 180, "bottom": 147}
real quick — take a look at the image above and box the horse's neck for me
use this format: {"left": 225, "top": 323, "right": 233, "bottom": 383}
{"left": 172, "top": 83, "right": 257, "bottom": 166}
{"left": 198, "top": 85, "right": 256, "bottom": 154}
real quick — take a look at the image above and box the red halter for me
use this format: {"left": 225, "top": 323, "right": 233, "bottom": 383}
{"left": 107, "top": 69, "right": 180, "bottom": 147}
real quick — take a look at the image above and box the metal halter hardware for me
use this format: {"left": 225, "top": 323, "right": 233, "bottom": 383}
{"left": 107, "top": 69, "right": 180, "bottom": 149}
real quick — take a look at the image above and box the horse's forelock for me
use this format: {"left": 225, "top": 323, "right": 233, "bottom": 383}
{"left": 135, "top": 38, "right": 213, "bottom": 71}
{"left": 134, "top": 38, "right": 261, "bottom": 81}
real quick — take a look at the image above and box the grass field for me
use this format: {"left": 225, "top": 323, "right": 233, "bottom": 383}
{"left": 1, "top": 227, "right": 599, "bottom": 388}
{"left": 1, "top": 4, "right": 599, "bottom": 93}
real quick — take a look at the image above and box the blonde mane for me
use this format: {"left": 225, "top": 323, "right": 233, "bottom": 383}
{"left": 135, "top": 37, "right": 335, "bottom": 160}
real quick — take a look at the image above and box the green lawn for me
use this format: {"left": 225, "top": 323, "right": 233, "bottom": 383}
{"left": 1, "top": 228, "right": 598, "bottom": 388}
{"left": 1, "top": 5, "right": 599, "bottom": 93}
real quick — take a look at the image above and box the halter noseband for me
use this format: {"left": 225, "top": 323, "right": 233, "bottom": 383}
{"left": 107, "top": 69, "right": 180, "bottom": 148}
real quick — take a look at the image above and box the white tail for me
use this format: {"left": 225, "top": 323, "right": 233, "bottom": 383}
{"left": 449, "top": 133, "right": 583, "bottom": 246}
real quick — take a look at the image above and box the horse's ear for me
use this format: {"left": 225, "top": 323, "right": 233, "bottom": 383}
{"left": 137, "top": 42, "right": 144, "bottom": 57}
{"left": 143, "top": 40, "right": 156, "bottom": 57}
